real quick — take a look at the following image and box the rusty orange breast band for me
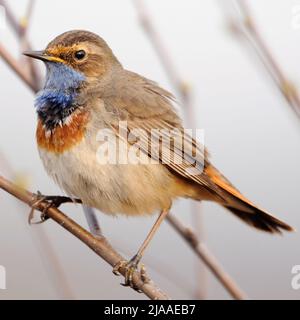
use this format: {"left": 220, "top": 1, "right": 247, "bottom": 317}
{"left": 36, "top": 110, "right": 90, "bottom": 154}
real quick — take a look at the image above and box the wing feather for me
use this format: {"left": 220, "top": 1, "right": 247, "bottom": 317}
{"left": 104, "top": 70, "right": 226, "bottom": 200}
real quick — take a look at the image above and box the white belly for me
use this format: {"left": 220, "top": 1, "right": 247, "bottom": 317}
{"left": 38, "top": 138, "right": 179, "bottom": 216}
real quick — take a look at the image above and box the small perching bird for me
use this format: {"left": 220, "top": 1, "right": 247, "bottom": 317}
{"left": 24, "top": 30, "right": 293, "bottom": 287}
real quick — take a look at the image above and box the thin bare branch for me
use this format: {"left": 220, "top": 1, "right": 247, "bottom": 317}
{"left": 0, "top": 0, "right": 41, "bottom": 87}
{"left": 0, "top": 0, "right": 23, "bottom": 37}
{"left": 132, "top": 0, "right": 186, "bottom": 99}
{"left": 20, "top": 0, "right": 41, "bottom": 87}
{"left": 0, "top": 42, "right": 39, "bottom": 92}
{"left": 221, "top": 0, "right": 300, "bottom": 119}
{"left": 0, "top": 0, "right": 35, "bottom": 38}
{"left": 167, "top": 214, "right": 247, "bottom": 300}
{"left": 21, "top": 0, "right": 36, "bottom": 36}
{"left": 0, "top": 175, "right": 170, "bottom": 300}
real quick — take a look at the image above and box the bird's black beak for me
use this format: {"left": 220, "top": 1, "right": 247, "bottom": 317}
{"left": 23, "top": 50, "right": 64, "bottom": 63}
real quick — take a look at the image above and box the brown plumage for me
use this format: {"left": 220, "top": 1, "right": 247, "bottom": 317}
{"left": 24, "top": 30, "right": 293, "bottom": 286}
{"left": 107, "top": 70, "right": 293, "bottom": 234}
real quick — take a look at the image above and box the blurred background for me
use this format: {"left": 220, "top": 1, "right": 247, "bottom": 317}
{"left": 0, "top": 0, "right": 299, "bottom": 300}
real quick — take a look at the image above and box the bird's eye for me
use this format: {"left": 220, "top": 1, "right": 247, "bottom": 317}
{"left": 74, "top": 50, "right": 86, "bottom": 61}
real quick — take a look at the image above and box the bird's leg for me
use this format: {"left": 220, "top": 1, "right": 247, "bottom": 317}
{"left": 113, "top": 208, "right": 169, "bottom": 290}
{"left": 28, "top": 191, "right": 82, "bottom": 225}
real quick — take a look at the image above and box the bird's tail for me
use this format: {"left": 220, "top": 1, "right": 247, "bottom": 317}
{"left": 205, "top": 165, "right": 294, "bottom": 234}
{"left": 224, "top": 204, "right": 293, "bottom": 234}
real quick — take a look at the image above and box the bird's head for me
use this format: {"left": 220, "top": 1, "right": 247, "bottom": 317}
{"left": 24, "top": 31, "right": 122, "bottom": 131}
{"left": 24, "top": 30, "right": 121, "bottom": 89}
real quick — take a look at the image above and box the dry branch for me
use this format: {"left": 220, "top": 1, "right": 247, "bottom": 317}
{"left": 0, "top": 0, "right": 41, "bottom": 85}
{"left": 0, "top": 0, "right": 23, "bottom": 37}
{"left": 167, "top": 215, "right": 247, "bottom": 300}
{"left": 222, "top": 0, "right": 300, "bottom": 119}
{"left": 0, "top": 43, "right": 38, "bottom": 91}
{"left": 0, "top": 175, "right": 170, "bottom": 300}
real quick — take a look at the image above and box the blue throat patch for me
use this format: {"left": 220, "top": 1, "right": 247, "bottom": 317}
{"left": 35, "top": 62, "right": 85, "bottom": 130}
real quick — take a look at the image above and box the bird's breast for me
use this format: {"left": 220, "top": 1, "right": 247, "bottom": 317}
{"left": 36, "top": 109, "right": 90, "bottom": 154}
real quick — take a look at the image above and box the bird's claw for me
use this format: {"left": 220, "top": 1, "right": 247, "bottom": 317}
{"left": 113, "top": 255, "right": 146, "bottom": 292}
{"left": 28, "top": 192, "right": 72, "bottom": 225}
{"left": 28, "top": 191, "right": 49, "bottom": 225}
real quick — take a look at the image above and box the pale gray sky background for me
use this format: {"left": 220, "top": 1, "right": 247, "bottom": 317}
{"left": 0, "top": 0, "right": 300, "bottom": 299}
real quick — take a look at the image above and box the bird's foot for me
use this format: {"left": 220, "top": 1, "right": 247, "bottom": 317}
{"left": 113, "top": 254, "right": 148, "bottom": 292}
{"left": 28, "top": 192, "right": 81, "bottom": 225}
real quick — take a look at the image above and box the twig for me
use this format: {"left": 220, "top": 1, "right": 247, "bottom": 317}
{"left": 0, "top": 175, "right": 170, "bottom": 300}
{"left": 132, "top": 0, "right": 186, "bottom": 99}
{"left": 0, "top": 42, "right": 39, "bottom": 92}
{"left": 221, "top": 0, "right": 300, "bottom": 119}
{"left": 19, "top": 0, "right": 40, "bottom": 86}
{"left": 166, "top": 214, "right": 247, "bottom": 300}
{"left": 0, "top": 0, "right": 41, "bottom": 87}
{"left": 0, "top": 0, "right": 23, "bottom": 37}
{"left": 0, "top": 0, "right": 35, "bottom": 38}
{"left": 21, "top": 0, "right": 36, "bottom": 37}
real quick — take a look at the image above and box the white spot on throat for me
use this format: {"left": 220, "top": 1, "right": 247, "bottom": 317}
{"left": 64, "top": 113, "right": 74, "bottom": 126}
{"left": 43, "top": 112, "right": 75, "bottom": 138}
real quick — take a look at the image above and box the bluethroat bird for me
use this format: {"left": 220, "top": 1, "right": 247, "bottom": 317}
{"left": 23, "top": 30, "right": 293, "bottom": 287}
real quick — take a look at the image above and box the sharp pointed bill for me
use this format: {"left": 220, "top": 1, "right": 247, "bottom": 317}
{"left": 23, "top": 50, "right": 65, "bottom": 63}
